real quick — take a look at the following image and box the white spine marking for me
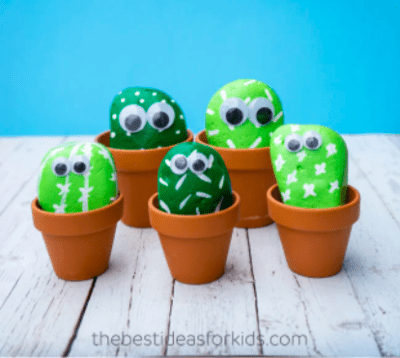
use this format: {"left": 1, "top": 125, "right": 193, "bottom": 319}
{"left": 175, "top": 174, "right": 187, "bottom": 190}
{"left": 197, "top": 173, "right": 212, "bottom": 183}
{"left": 206, "top": 109, "right": 215, "bottom": 115}
{"left": 159, "top": 200, "right": 171, "bottom": 213}
{"left": 250, "top": 137, "right": 262, "bottom": 148}
{"left": 227, "top": 139, "right": 236, "bottom": 148}
{"left": 79, "top": 143, "right": 94, "bottom": 212}
{"left": 264, "top": 88, "right": 273, "bottom": 102}
{"left": 159, "top": 178, "right": 168, "bottom": 187}
{"left": 273, "top": 111, "right": 283, "bottom": 122}
{"left": 244, "top": 80, "right": 256, "bottom": 86}
{"left": 244, "top": 97, "right": 251, "bottom": 104}
{"left": 220, "top": 90, "right": 227, "bottom": 101}
{"left": 196, "top": 192, "right": 212, "bottom": 198}
{"left": 208, "top": 154, "right": 214, "bottom": 168}
{"left": 179, "top": 194, "right": 192, "bottom": 210}
{"left": 219, "top": 175, "right": 225, "bottom": 189}
{"left": 208, "top": 129, "right": 219, "bottom": 136}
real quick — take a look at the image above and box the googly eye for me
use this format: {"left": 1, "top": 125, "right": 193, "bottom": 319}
{"left": 284, "top": 133, "right": 304, "bottom": 152}
{"left": 51, "top": 157, "right": 71, "bottom": 177}
{"left": 71, "top": 155, "right": 90, "bottom": 175}
{"left": 220, "top": 97, "right": 249, "bottom": 127}
{"left": 303, "top": 131, "right": 322, "bottom": 150}
{"left": 188, "top": 151, "right": 208, "bottom": 174}
{"left": 170, "top": 154, "right": 188, "bottom": 175}
{"left": 248, "top": 97, "right": 275, "bottom": 127}
{"left": 119, "top": 105, "right": 147, "bottom": 133}
{"left": 147, "top": 102, "right": 175, "bottom": 131}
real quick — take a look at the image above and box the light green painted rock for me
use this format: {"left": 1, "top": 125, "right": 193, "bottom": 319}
{"left": 158, "top": 142, "right": 233, "bottom": 215}
{"left": 38, "top": 142, "right": 118, "bottom": 213}
{"left": 270, "top": 124, "right": 348, "bottom": 209}
{"left": 110, "top": 87, "right": 188, "bottom": 150}
{"left": 205, "top": 79, "right": 284, "bottom": 149}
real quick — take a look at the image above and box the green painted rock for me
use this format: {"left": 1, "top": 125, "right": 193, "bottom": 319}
{"left": 270, "top": 124, "right": 348, "bottom": 209}
{"left": 38, "top": 142, "right": 118, "bottom": 213}
{"left": 158, "top": 142, "right": 233, "bottom": 215}
{"left": 205, "top": 79, "right": 284, "bottom": 149}
{"left": 110, "top": 87, "right": 188, "bottom": 150}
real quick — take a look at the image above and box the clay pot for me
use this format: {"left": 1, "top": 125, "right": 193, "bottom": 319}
{"left": 95, "top": 130, "right": 193, "bottom": 228}
{"left": 32, "top": 195, "right": 124, "bottom": 281}
{"left": 148, "top": 191, "right": 240, "bottom": 284}
{"left": 267, "top": 184, "right": 360, "bottom": 278}
{"left": 195, "top": 130, "right": 276, "bottom": 228}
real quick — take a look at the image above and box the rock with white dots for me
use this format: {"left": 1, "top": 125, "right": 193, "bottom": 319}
{"left": 205, "top": 79, "right": 284, "bottom": 149}
{"left": 158, "top": 142, "right": 232, "bottom": 215}
{"left": 110, "top": 87, "right": 188, "bottom": 149}
{"left": 38, "top": 142, "right": 118, "bottom": 213}
{"left": 270, "top": 124, "right": 348, "bottom": 208}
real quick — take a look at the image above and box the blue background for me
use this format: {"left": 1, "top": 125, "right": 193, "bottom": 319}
{"left": 0, "top": 0, "right": 399, "bottom": 136}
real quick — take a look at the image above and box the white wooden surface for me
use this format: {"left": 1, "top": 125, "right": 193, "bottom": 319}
{"left": 0, "top": 134, "right": 399, "bottom": 357}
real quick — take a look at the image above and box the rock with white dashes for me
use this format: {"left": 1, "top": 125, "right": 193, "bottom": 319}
{"left": 110, "top": 87, "right": 188, "bottom": 149}
{"left": 158, "top": 142, "right": 233, "bottom": 215}
{"left": 38, "top": 142, "right": 118, "bottom": 213}
{"left": 270, "top": 124, "right": 348, "bottom": 208}
{"left": 205, "top": 79, "right": 284, "bottom": 148}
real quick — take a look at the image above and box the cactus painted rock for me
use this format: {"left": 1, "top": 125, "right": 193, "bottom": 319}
{"left": 205, "top": 79, "right": 284, "bottom": 149}
{"left": 109, "top": 87, "right": 188, "bottom": 150}
{"left": 158, "top": 142, "right": 233, "bottom": 215}
{"left": 38, "top": 142, "right": 118, "bottom": 213}
{"left": 270, "top": 124, "right": 348, "bottom": 208}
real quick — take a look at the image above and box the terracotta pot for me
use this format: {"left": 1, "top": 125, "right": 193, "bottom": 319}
{"left": 32, "top": 195, "right": 124, "bottom": 281}
{"left": 195, "top": 130, "right": 276, "bottom": 228}
{"left": 267, "top": 184, "right": 360, "bottom": 278}
{"left": 148, "top": 191, "right": 240, "bottom": 284}
{"left": 95, "top": 130, "right": 193, "bottom": 228}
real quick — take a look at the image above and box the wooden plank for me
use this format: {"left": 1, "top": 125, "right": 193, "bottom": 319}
{"left": 248, "top": 225, "right": 380, "bottom": 357}
{"left": 0, "top": 137, "right": 24, "bottom": 162}
{"left": 0, "top": 158, "right": 93, "bottom": 356}
{"left": 343, "top": 134, "right": 400, "bottom": 224}
{"left": 166, "top": 228, "right": 260, "bottom": 356}
{"left": 68, "top": 227, "right": 173, "bottom": 357}
{"left": 387, "top": 134, "right": 400, "bottom": 152}
{"left": 340, "top": 150, "right": 400, "bottom": 356}
{"left": 0, "top": 136, "right": 68, "bottom": 216}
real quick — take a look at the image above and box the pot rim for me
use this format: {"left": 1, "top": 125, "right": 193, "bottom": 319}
{"left": 195, "top": 130, "right": 272, "bottom": 170}
{"left": 267, "top": 184, "right": 360, "bottom": 232}
{"left": 32, "top": 194, "right": 124, "bottom": 236}
{"left": 148, "top": 191, "right": 241, "bottom": 239}
{"left": 95, "top": 129, "right": 193, "bottom": 172}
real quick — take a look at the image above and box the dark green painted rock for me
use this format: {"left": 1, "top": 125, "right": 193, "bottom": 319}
{"left": 110, "top": 87, "right": 188, "bottom": 150}
{"left": 158, "top": 142, "right": 233, "bottom": 215}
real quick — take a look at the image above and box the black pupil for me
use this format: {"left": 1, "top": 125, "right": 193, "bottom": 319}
{"left": 74, "top": 162, "right": 86, "bottom": 174}
{"left": 55, "top": 163, "right": 67, "bottom": 176}
{"left": 193, "top": 159, "right": 206, "bottom": 172}
{"left": 153, "top": 112, "right": 170, "bottom": 129}
{"left": 288, "top": 139, "right": 301, "bottom": 152}
{"left": 256, "top": 107, "right": 273, "bottom": 125}
{"left": 175, "top": 156, "right": 187, "bottom": 170}
{"left": 226, "top": 108, "right": 243, "bottom": 125}
{"left": 306, "top": 137, "right": 319, "bottom": 149}
{"left": 125, "top": 114, "right": 142, "bottom": 132}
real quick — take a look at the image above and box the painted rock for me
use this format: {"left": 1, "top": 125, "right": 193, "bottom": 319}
{"left": 109, "top": 87, "right": 188, "bottom": 150}
{"left": 158, "top": 142, "right": 233, "bottom": 215}
{"left": 270, "top": 124, "right": 348, "bottom": 208}
{"left": 38, "top": 142, "right": 118, "bottom": 213}
{"left": 205, "top": 79, "right": 284, "bottom": 149}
